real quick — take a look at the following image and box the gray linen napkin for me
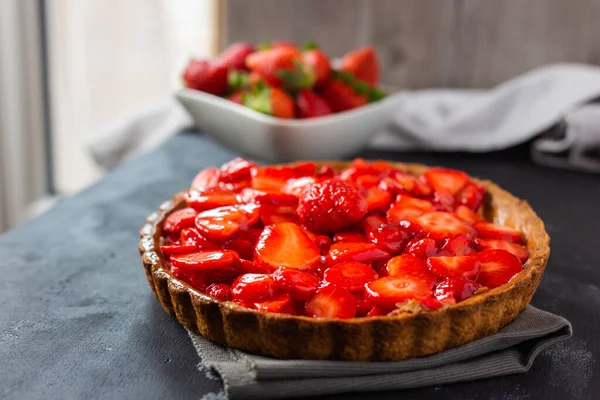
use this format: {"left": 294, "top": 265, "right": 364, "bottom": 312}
{"left": 188, "top": 306, "right": 571, "bottom": 400}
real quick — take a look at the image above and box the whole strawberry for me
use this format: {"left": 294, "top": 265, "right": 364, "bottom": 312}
{"left": 182, "top": 59, "right": 228, "bottom": 96}
{"left": 297, "top": 180, "right": 368, "bottom": 233}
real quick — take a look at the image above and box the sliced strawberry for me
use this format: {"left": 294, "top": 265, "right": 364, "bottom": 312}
{"left": 439, "top": 234, "right": 475, "bottom": 256}
{"left": 204, "top": 265, "right": 239, "bottom": 284}
{"left": 364, "top": 276, "right": 433, "bottom": 309}
{"left": 412, "top": 212, "right": 476, "bottom": 240}
{"left": 403, "top": 238, "right": 438, "bottom": 258}
{"left": 171, "top": 266, "right": 208, "bottom": 291}
{"left": 366, "top": 306, "right": 387, "bottom": 317}
{"left": 432, "top": 189, "right": 456, "bottom": 211}
{"left": 292, "top": 162, "right": 317, "bottom": 177}
{"left": 339, "top": 158, "right": 391, "bottom": 182}
{"left": 252, "top": 166, "right": 297, "bottom": 191}
{"left": 163, "top": 208, "right": 198, "bottom": 233}
{"left": 333, "top": 231, "right": 367, "bottom": 243}
{"left": 254, "top": 222, "right": 321, "bottom": 270}
{"left": 353, "top": 292, "right": 372, "bottom": 316}
{"left": 191, "top": 167, "right": 221, "bottom": 191}
{"left": 259, "top": 204, "right": 299, "bottom": 226}
{"left": 323, "top": 262, "right": 378, "bottom": 292}
{"left": 230, "top": 273, "right": 278, "bottom": 303}
{"left": 361, "top": 214, "right": 386, "bottom": 235}
{"left": 297, "top": 180, "right": 368, "bottom": 233}
{"left": 422, "top": 168, "right": 469, "bottom": 196}
{"left": 326, "top": 242, "right": 389, "bottom": 265}
{"left": 170, "top": 250, "right": 240, "bottom": 270}
{"left": 205, "top": 283, "right": 231, "bottom": 301}
{"left": 195, "top": 203, "right": 260, "bottom": 241}
{"left": 386, "top": 195, "right": 435, "bottom": 223}
{"left": 366, "top": 223, "right": 411, "bottom": 255}
{"left": 305, "top": 285, "right": 357, "bottom": 319}
{"left": 253, "top": 294, "right": 295, "bottom": 314}
{"left": 434, "top": 276, "right": 483, "bottom": 302}
{"left": 458, "top": 182, "right": 485, "bottom": 211}
{"left": 455, "top": 205, "right": 483, "bottom": 224}
{"left": 386, "top": 255, "right": 436, "bottom": 287}
{"left": 237, "top": 188, "right": 298, "bottom": 207}
{"left": 474, "top": 237, "right": 529, "bottom": 263}
{"left": 356, "top": 175, "right": 381, "bottom": 189}
{"left": 281, "top": 177, "right": 319, "bottom": 196}
{"left": 272, "top": 267, "right": 320, "bottom": 300}
{"left": 473, "top": 249, "right": 523, "bottom": 289}
{"left": 219, "top": 157, "right": 258, "bottom": 183}
{"left": 316, "top": 165, "right": 335, "bottom": 178}
{"left": 419, "top": 296, "right": 448, "bottom": 311}
{"left": 371, "top": 259, "right": 389, "bottom": 274}
{"left": 313, "top": 234, "right": 333, "bottom": 255}
{"left": 223, "top": 238, "right": 254, "bottom": 260}
{"left": 160, "top": 244, "right": 198, "bottom": 256}
{"left": 185, "top": 188, "right": 239, "bottom": 212}
{"left": 180, "top": 227, "right": 219, "bottom": 250}
{"left": 237, "top": 259, "right": 273, "bottom": 274}
{"left": 163, "top": 231, "right": 181, "bottom": 245}
{"left": 427, "top": 255, "right": 481, "bottom": 279}
{"left": 364, "top": 187, "right": 392, "bottom": 212}
{"left": 474, "top": 221, "right": 523, "bottom": 243}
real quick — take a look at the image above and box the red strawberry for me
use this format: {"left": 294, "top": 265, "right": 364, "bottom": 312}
{"left": 185, "top": 188, "right": 239, "bottom": 212}
{"left": 364, "top": 187, "right": 392, "bottom": 212}
{"left": 270, "top": 40, "right": 297, "bottom": 50}
{"left": 427, "top": 255, "right": 481, "bottom": 279}
{"left": 305, "top": 285, "right": 357, "bottom": 319}
{"left": 364, "top": 276, "right": 432, "bottom": 310}
{"left": 326, "top": 242, "right": 389, "bottom": 265}
{"left": 355, "top": 175, "right": 381, "bottom": 189}
{"left": 313, "top": 234, "right": 333, "bottom": 254}
{"left": 366, "top": 306, "right": 387, "bottom": 317}
{"left": 316, "top": 165, "right": 335, "bottom": 178}
{"left": 259, "top": 204, "right": 299, "bottom": 226}
{"left": 205, "top": 283, "right": 231, "bottom": 301}
{"left": 434, "top": 276, "right": 483, "bottom": 302}
{"left": 231, "top": 273, "right": 278, "bottom": 303}
{"left": 419, "top": 296, "right": 449, "bottom": 311}
{"left": 367, "top": 223, "right": 410, "bottom": 255}
{"left": 180, "top": 227, "right": 219, "bottom": 250}
{"left": 333, "top": 231, "right": 367, "bottom": 243}
{"left": 339, "top": 158, "right": 392, "bottom": 181}
{"left": 163, "top": 208, "right": 199, "bottom": 233}
{"left": 386, "top": 255, "right": 436, "bottom": 287}
{"left": 458, "top": 182, "right": 485, "bottom": 211}
{"left": 439, "top": 234, "right": 475, "bottom": 256}
{"left": 237, "top": 259, "right": 273, "bottom": 274}
{"left": 323, "top": 262, "right": 378, "bottom": 292}
{"left": 302, "top": 49, "right": 331, "bottom": 87}
{"left": 252, "top": 166, "right": 298, "bottom": 191}
{"left": 170, "top": 250, "right": 240, "bottom": 270}
{"left": 244, "top": 86, "right": 295, "bottom": 118}
{"left": 223, "top": 238, "right": 254, "bottom": 260}
{"left": 297, "top": 180, "right": 368, "bottom": 233}
{"left": 219, "top": 42, "right": 255, "bottom": 71}
{"left": 160, "top": 244, "right": 198, "bottom": 256}
{"left": 320, "top": 79, "right": 368, "bottom": 112}
{"left": 474, "top": 237, "right": 529, "bottom": 263}
{"left": 296, "top": 90, "right": 333, "bottom": 118}
{"left": 403, "top": 238, "right": 438, "bottom": 258}
{"left": 171, "top": 266, "right": 208, "bottom": 291}
{"left": 272, "top": 267, "right": 320, "bottom": 300}
{"left": 195, "top": 203, "right": 260, "bottom": 241}
{"left": 474, "top": 221, "right": 523, "bottom": 243}
{"left": 386, "top": 195, "right": 435, "bottom": 223}
{"left": 412, "top": 212, "right": 476, "bottom": 240}
{"left": 361, "top": 214, "right": 386, "bottom": 234}
{"left": 340, "top": 46, "right": 379, "bottom": 86}
{"left": 253, "top": 294, "right": 295, "bottom": 314}
{"left": 455, "top": 205, "right": 483, "bottom": 224}
{"left": 292, "top": 162, "right": 317, "bottom": 177}
{"left": 237, "top": 188, "right": 298, "bottom": 206}
{"left": 432, "top": 189, "right": 456, "bottom": 211}
{"left": 254, "top": 222, "right": 321, "bottom": 270}
{"left": 473, "top": 249, "right": 523, "bottom": 288}
{"left": 182, "top": 59, "right": 228, "bottom": 95}
{"left": 354, "top": 292, "right": 372, "bottom": 316}
{"left": 281, "top": 177, "right": 319, "bottom": 196}
{"left": 421, "top": 168, "right": 469, "bottom": 196}
{"left": 191, "top": 167, "right": 221, "bottom": 190}
{"left": 227, "top": 90, "right": 245, "bottom": 105}
{"left": 245, "top": 46, "right": 302, "bottom": 87}
{"left": 219, "top": 157, "right": 258, "bottom": 183}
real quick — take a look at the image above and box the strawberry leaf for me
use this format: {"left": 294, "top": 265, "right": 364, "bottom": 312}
{"left": 331, "top": 70, "right": 386, "bottom": 103}
{"left": 276, "top": 61, "right": 315, "bottom": 91}
{"left": 302, "top": 41, "right": 319, "bottom": 51}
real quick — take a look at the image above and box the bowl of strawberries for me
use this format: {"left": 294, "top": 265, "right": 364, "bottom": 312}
{"left": 176, "top": 41, "right": 404, "bottom": 162}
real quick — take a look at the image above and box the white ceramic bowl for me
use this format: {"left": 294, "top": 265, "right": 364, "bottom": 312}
{"left": 175, "top": 88, "right": 404, "bottom": 162}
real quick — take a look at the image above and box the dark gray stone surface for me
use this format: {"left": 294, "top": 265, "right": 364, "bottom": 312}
{"left": 1, "top": 132, "right": 598, "bottom": 399}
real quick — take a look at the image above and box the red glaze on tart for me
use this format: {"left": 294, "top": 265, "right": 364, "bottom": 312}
{"left": 154, "top": 158, "right": 531, "bottom": 319}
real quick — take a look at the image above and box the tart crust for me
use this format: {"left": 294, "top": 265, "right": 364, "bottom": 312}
{"left": 139, "top": 161, "right": 550, "bottom": 361}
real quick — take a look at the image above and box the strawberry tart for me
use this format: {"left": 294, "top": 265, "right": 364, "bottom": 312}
{"left": 139, "top": 158, "right": 549, "bottom": 361}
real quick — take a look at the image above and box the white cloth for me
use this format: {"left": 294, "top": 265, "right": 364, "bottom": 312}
{"left": 87, "top": 63, "right": 600, "bottom": 173}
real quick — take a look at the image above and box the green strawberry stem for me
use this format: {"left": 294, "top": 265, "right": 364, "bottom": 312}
{"left": 331, "top": 70, "right": 386, "bottom": 102}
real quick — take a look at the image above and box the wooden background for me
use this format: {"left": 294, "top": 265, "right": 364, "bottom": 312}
{"left": 220, "top": 0, "right": 600, "bottom": 89}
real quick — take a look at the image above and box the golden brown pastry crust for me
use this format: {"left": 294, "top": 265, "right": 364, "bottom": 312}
{"left": 138, "top": 161, "right": 550, "bottom": 361}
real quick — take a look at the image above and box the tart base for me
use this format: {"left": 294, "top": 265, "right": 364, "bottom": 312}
{"left": 139, "top": 162, "right": 549, "bottom": 361}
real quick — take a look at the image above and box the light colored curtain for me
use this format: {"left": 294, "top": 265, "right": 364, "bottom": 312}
{"left": 0, "top": 0, "right": 48, "bottom": 233}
